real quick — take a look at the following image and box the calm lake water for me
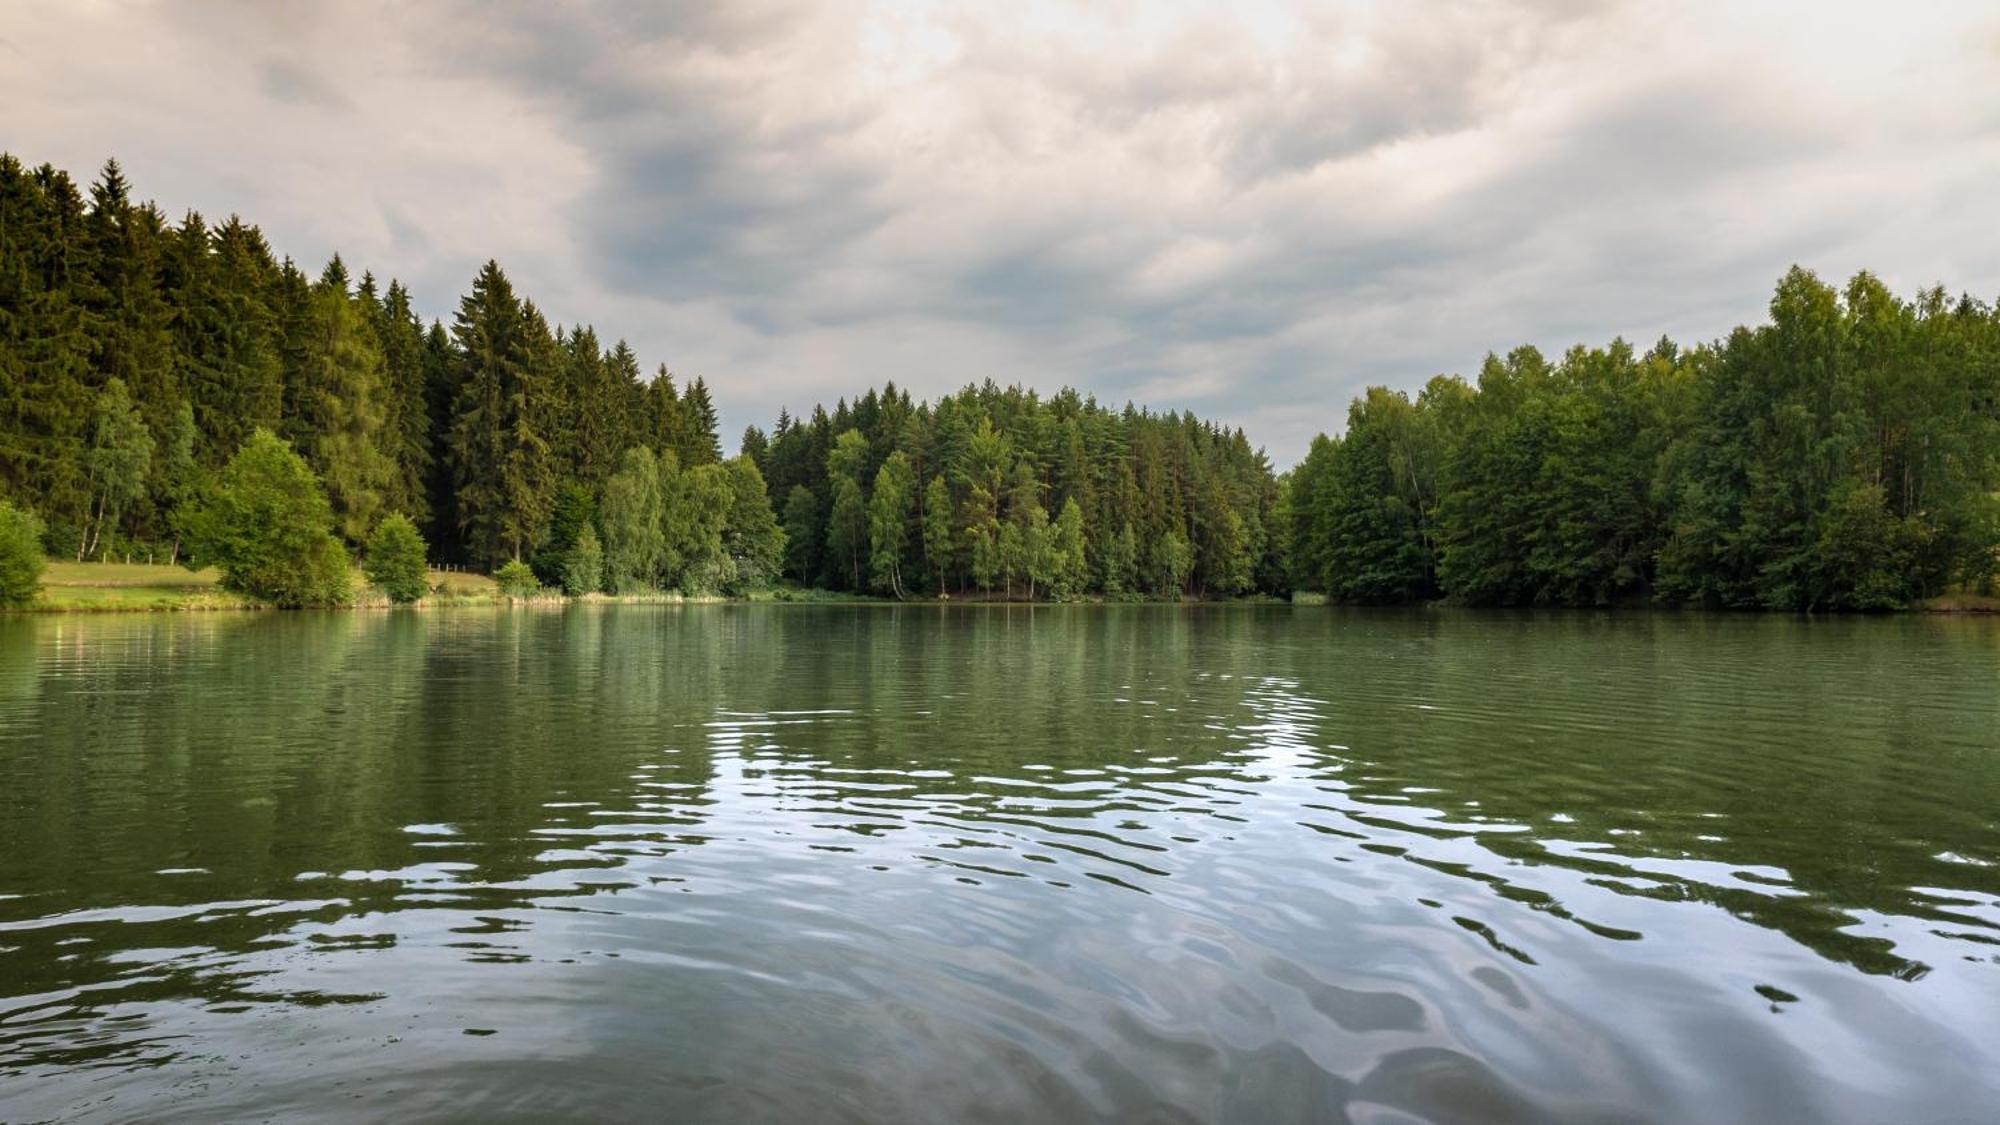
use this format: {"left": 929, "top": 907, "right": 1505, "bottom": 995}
{"left": 1, "top": 606, "right": 1996, "bottom": 1123}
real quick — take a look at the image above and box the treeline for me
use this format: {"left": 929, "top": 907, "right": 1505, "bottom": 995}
{"left": 0, "top": 155, "right": 775, "bottom": 597}
{"left": 1290, "top": 268, "right": 2000, "bottom": 609}
{"left": 4, "top": 154, "right": 1994, "bottom": 611}
{"left": 0, "top": 154, "right": 1279, "bottom": 603}
{"left": 750, "top": 384, "right": 1283, "bottom": 598}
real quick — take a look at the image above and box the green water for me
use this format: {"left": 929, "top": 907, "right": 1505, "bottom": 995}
{"left": 1, "top": 606, "right": 1996, "bottom": 1122}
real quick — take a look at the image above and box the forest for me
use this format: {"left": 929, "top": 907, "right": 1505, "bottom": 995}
{"left": 2, "top": 154, "right": 1995, "bottom": 609}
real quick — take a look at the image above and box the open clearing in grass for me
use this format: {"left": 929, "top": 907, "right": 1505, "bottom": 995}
{"left": 42, "top": 560, "right": 222, "bottom": 588}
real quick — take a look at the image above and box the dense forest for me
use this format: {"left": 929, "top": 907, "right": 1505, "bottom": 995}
{"left": 1290, "top": 271, "right": 2000, "bottom": 610}
{"left": 1, "top": 154, "right": 1995, "bottom": 608}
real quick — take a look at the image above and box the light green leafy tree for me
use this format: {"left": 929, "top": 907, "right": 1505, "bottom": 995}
{"left": 81, "top": 377, "right": 154, "bottom": 560}
{"left": 0, "top": 502, "right": 46, "bottom": 607}
{"left": 177, "top": 428, "right": 351, "bottom": 607}
{"left": 869, "top": 451, "right": 915, "bottom": 597}
{"left": 922, "top": 475, "right": 954, "bottom": 596}
{"left": 364, "top": 513, "right": 429, "bottom": 603}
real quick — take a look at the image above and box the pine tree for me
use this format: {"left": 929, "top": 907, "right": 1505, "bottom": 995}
{"left": 446, "top": 262, "right": 556, "bottom": 565}
{"left": 682, "top": 376, "right": 722, "bottom": 466}
{"left": 374, "top": 280, "right": 433, "bottom": 525}
{"left": 294, "top": 257, "right": 395, "bottom": 543}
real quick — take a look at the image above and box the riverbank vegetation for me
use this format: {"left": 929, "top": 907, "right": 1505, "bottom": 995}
{"left": 2, "top": 154, "right": 1995, "bottom": 610}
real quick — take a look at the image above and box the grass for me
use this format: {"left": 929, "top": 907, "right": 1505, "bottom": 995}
{"left": 26, "top": 560, "right": 510, "bottom": 611}
{"left": 32, "top": 560, "right": 250, "bottom": 611}
{"left": 42, "top": 560, "right": 222, "bottom": 588}
{"left": 1921, "top": 590, "right": 2000, "bottom": 613}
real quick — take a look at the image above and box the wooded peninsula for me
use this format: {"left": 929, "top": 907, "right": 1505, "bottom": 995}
{"left": 2, "top": 155, "right": 1995, "bottom": 611}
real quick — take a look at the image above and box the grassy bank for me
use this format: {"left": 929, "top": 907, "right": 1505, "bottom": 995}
{"left": 25, "top": 559, "right": 1988, "bottom": 613}
{"left": 28, "top": 560, "right": 504, "bottom": 612}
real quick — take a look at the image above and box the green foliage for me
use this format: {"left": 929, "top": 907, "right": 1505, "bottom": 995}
{"left": 10, "top": 153, "right": 1989, "bottom": 612}
{"left": 868, "top": 451, "right": 915, "bottom": 596}
{"left": 178, "top": 429, "right": 351, "bottom": 607}
{"left": 1102, "top": 522, "right": 1138, "bottom": 596}
{"left": 922, "top": 475, "right": 954, "bottom": 596}
{"left": 447, "top": 262, "right": 558, "bottom": 566}
{"left": 599, "top": 446, "right": 665, "bottom": 593}
{"left": 363, "top": 513, "right": 429, "bottom": 603}
{"left": 671, "top": 461, "right": 734, "bottom": 593}
{"left": 1049, "top": 498, "right": 1088, "bottom": 600}
{"left": 825, "top": 430, "right": 870, "bottom": 589}
{"left": 0, "top": 502, "right": 46, "bottom": 607}
{"left": 494, "top": 558, "right": 540, "bottom": 598}
{"left": 723, "top": 457, "right": 786, "bottom": 592}
{"left": 781, "top": 485, "right": 820, "bottom": 584}
{"left": 532, "top": 483, "right": 597, "bottom": 587}
{"left": 563, "top": 525, "right": 604, "bottom": 596}
{"left": 81, "top": 378, "right": 154, "bottom": 559}
{"left": 1151, "top": 529, "right": 1193, "bottom": 598}
{"left": 1284, "top": 268, "right": 2000, "bottom": 610}
{"left": 291, "top": 259, "right": 395, "bottom": 544}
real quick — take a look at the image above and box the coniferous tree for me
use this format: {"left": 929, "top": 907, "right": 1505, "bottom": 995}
{"left": 683, "top": 376, "right": 722, "bottom": 466}
{"left": 154, "top": 401, "right": 199, "bottom": 564}
{"left": 781, "top": 485, "right": 820, "bottom": 585}
{"left": 293, "top": 257, "right": 395, "bottom": 543}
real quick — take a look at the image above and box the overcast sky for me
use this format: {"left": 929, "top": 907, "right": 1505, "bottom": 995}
{"left": 4, "top": 2, "right": 1997, "bottom": 463}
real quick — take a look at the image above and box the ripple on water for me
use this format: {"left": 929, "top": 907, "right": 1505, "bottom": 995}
{"left": 0, "top": 607, "right": 1996, "bottom": 1122}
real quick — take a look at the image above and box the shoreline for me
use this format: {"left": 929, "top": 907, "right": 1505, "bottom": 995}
{"left": 9, "top": 594, "right": 1991, "bottom": 616}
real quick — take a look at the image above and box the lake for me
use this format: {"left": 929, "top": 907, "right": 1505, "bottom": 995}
{"left": 1, "top": 606, "right": 1996, "bottom": 1122}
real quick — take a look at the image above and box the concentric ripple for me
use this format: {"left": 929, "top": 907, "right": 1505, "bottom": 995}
{"left": 0, "top": 606, "right": 1996, "bottom": 1122}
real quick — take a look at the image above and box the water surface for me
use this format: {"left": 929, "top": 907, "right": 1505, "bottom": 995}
{"left": 1, "top": 607, "right": 1996, "bottom": 1122}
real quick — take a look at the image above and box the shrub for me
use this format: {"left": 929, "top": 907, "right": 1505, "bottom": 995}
{"left": 0, "top": 502, "right": 46, "bottom": 607}
{"left": 364, "top": 513, "right": 429, "bottom": 604}
{"left": 177, "top": 429, "right": 351, "bottom": 607}
{"left": 495, "top": 559, "right": 540, "bottom": 599}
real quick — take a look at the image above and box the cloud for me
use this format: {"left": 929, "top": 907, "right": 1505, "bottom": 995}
{"left": 2, "top": 1, "right": 1997, "bottom": 462}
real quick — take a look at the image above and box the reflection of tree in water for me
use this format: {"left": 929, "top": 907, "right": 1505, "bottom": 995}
{"left": 0, "top": 608, "right": 735, "bottom": 1069}
{"left": 3, "top": 605, "right": 1996, "bottom": 1082}
{"left": 1268, "top": 609, "right": 2000, "bottom": 980}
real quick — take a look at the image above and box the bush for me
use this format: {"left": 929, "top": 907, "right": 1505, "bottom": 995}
{"left": 562, "top": 526, "right": 604, "bottom": 596}
{"left": 495, "top": 559, "right": 540, "bottom": 599}
{"left": 0, "top": 502, "right": 46, "bottom": 607}
{"left": 177, "top": 429, "right": 351, "bottom": 607}
{"left": 364, "top": 514, "right": 429, "bottom": 604}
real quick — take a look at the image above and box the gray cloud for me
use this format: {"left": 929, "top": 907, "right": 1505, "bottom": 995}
{"left": 257, "top": 58, "right": 352, "bottom": 111}
{"left": 2, "top": 1, "right": 1997, "bottom": 462}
